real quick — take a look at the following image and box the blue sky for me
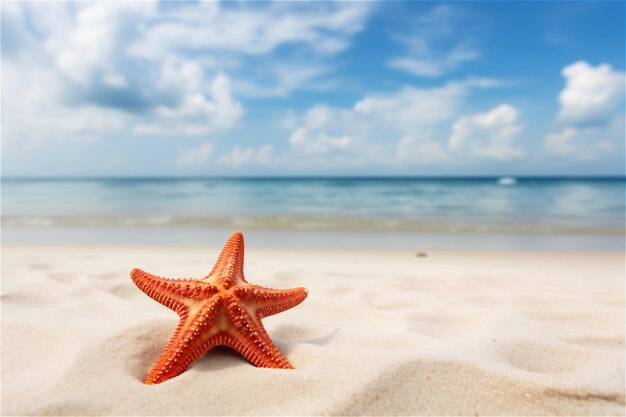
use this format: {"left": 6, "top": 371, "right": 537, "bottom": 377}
{"left": 2, "top": 1, "right": 624, "bottom": 177}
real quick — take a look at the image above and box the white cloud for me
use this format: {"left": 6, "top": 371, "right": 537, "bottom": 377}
{"left": 557, "top": 61, "right": 625, "bottom": 126}
{"left": 134, "top": 73, "right": 244, "bottom": 135}
{"left": 1, "top": 2, "right": 40, "bottom": 60}
{"left": 448, "top": 104, "right": 524, "bottom": 160}
{"left": 2, "top": 1, "right": 372, "bottom": 145}
{"left": 217, "top": 145, "right": 274, "bottom": 167}
{"left": 544, "top": 61, "right": 625, "bottom": 160}
{"left": 232, "top": 62, "right": 332, "bottom": 98}
{"left": 545, "top": 128, "right": 589, "bottom": 157}
{"left": 388, "top": 5, "right": 480, "bottom": 77}
{"left": 389, "top": 44, "right": 479, "bottom": 77}
{"left": 128, "top": 2, "right": 371, "bottom": 57}
{"left": 281, "top": 78, "right": 505, "bottom": 168}
{"left": 396, "top": 136, "right": 450, "bottom": 165}
{"left": 353, "top": 82, "right": 467, "bottom": 131}
{"left": 287, "top": 104, "right": 359, "bottom": 159}
{"left": 545, "top": 115, "right": 624, "bottom": 160}
{"left": 177, "top": 142, "right": 276, "bottom": 168}
{"left": 51, "top": 2, "right": 155, "bottom": 85}
{"left": 304, "top": 105, "right": 338, "bottom": 130}
{"left": 2, "top": 60, "right": 128, "bottom": 145}
{"left": 127, "top": 1, "right": 372, "bottom": 97}
{"left": 176, "top": 142, "right": 215, "bottom": 166}
{"left": 290, "top": 129, "right": 353, "bottom": 154}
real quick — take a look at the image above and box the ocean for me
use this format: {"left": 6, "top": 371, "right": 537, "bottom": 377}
{"left": 2, "top": 177, "right": 624, "bottom": 249}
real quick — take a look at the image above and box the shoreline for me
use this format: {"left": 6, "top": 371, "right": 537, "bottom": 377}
{"left": 2, "top": 226, "right": 624, "bottom": 251}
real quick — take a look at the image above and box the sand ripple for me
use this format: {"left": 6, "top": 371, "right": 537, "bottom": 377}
{"left": 2, "top": 246, "right": 624, "bottom": 415}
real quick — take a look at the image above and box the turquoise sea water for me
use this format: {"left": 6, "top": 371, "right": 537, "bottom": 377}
{"left": 2, "top": 177, "right": 624, "bottom": 236}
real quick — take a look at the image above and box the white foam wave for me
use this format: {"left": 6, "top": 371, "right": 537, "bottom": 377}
{"left": 498, "top": 177, "right": 517, "bottom": 186}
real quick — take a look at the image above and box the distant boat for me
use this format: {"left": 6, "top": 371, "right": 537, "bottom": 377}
{"left": 498, "top": 177, "right": 517, "bottom": 186}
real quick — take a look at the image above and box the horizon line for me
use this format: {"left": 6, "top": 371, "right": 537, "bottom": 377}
{"left": 2, "top": 174, "right": 625, "bottom": 181}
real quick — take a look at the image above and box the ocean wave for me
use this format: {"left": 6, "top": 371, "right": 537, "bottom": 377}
{"left": 2, "top": 215, "right": 623, "bottom": 235}
{"left": 497, "top": 177, "right": 517, "bottom": 186}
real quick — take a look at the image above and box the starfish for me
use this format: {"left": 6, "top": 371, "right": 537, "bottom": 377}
{"left": 130, "top": 231, "right": 308, "bottom": 384}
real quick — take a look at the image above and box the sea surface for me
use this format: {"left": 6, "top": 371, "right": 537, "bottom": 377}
{"left": 2, "top": 177, "right": 624, "bottom": 249}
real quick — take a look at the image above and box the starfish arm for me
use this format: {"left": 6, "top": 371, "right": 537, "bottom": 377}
{"left": 144, "top": 296, "right": 224, "bottom": 384}
{"left": 225, "top": 298, "right": 294, "bottom": 369}
{"left": 130, "top": 268, "right": 218, "bottom": 314}
{"left": 235, "top": 285, "right": 308, "bottom": 318}
{"left": 205, "top": 231, "right": 246, "bottom": 287}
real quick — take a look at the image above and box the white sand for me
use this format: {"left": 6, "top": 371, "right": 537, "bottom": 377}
{"left": 2, "top": 244, "right": 624, "bottom": 416}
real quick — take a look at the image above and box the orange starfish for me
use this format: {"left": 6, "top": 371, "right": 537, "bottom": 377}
{"left": 130, "top": 231, "right": 308, "bottom": 384}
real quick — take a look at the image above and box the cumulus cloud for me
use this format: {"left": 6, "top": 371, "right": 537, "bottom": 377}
{"left": 388, "top": 5, "right": 480, "bottom": 77}
{"left": 545, "top": 61, "right": 625, "bottom": 159}
{"left": 52, "top": 3, "right": 154, "bottom": 87}
{"left": 1, "top": 1, "right": 372, "bottom": 145}
{"left": 134, "top": 73, "right": 243, "bottom": 135}
{"left": 281, "top": 78, "right": 506, "bottom": 168}
{"left": 557, "top": 61, "right": 625, "bottom": 126}
{"left": 448, "top": 104, "right": 524, "bottom": 160}
{"left": 2, "top": 58, "right": 128, "bottom": 145}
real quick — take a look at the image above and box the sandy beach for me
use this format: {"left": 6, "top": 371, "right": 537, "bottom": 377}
{"left": 1, "top": 244, "right": 624, "bottom": 416}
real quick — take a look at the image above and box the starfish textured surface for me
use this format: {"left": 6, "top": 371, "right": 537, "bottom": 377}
{"left": 130, "top": 231, "right": 308, "bottom": 384}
